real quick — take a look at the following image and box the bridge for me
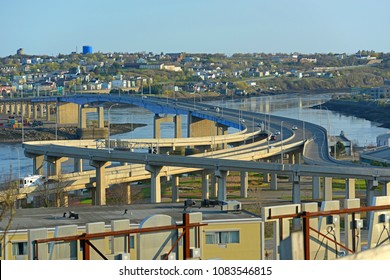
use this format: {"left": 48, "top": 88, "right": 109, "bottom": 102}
{"left": 3, "top": 94, "right": 390, "bottom": 208}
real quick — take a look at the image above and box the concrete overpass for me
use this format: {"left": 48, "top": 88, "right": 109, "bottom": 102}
{"left": 9, "top": 94, "right": 390, "bottom": 207}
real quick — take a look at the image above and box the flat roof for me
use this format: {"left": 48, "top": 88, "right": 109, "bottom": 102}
{"left": 361, "top": 146, "right": 390, "bottom": 162}
{"left": 1, "top": 202, "right": 261, "bottom": 231}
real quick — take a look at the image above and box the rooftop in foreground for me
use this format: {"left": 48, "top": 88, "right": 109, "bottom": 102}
{"left": 1, "top": 201, "right": 261, "bottom": 231}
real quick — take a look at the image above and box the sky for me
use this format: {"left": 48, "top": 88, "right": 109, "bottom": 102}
{"left": 1, "top": 0, "right": 390, "bottom": 57}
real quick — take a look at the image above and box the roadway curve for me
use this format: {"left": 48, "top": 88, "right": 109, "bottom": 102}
{"left": 16, "top": 94, "right": 390, "bottom": 201}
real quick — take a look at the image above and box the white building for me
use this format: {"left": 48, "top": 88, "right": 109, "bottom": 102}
{"left": 377, "top": 133, "right": 390, "bottom": 147}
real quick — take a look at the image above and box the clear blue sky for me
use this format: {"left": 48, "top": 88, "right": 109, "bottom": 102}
{"left": 1, "top": 0, "right": 389, "bottom": 57}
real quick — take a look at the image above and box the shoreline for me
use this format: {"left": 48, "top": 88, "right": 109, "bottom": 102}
{"left": 0, "top": 123, "right": 147, "bottom": 144}
{"left": 312, "top": 99, "right": 390, "bottom": 130}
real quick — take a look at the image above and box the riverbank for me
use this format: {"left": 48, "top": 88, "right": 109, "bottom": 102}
{"left": 0, "top": 123, "right": 147, "bottom": 143}
{"left": 312, "top": 99, "right": 390, "bottom": 129}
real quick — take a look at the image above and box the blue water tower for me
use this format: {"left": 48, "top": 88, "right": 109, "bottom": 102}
{"left": 82, "top": 45, "right": 93, "bottom": 54}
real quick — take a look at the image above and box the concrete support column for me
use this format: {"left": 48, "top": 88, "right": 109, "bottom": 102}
{"left": 79, "top": 106, "right": 87, "bottom": 129}
{"left": 171, "top": 175, "right": 180, "bottom": 202}
{"left": 201, "top": 171, "right": 210, "bottom": 200}
{"left": 90, "top": 160, "right": 109, "bottom": 206}
{"left": 312, "top": 176, "right": 321, "bottom": 199}
{"left": 32, "top": 104, "right": 38, "bottom": 119}
{"left": 90, "top": 187, "right": 97, "bottom": 206}
{"left": 263, "top": 172, "right": 270, "bottom": 183}
{"left": 187, "top": 114, "right": 216, "bottom": 138}
{"left": 288, "top": 153, "right": 296, "bottom": 164}
{"left": 15, "top": 103, "right": 20, "bottom": 115}
{"left": 270, "top": 172, "right": 278, "bottom": 190}
{"left": 9, "top": 103, "right": 14, "bottom": 115}
{"left": 345, "top": 178, "right": 356, "bottom": 199}
{"left": 215, "top": 169, "right": 228, "bottom": 201}
{"left": 45, "top": 156, "right": 67, "bottom": 176}
{"left": 240, "top": 171, "right": 248, "bottom": 198}
{"left": 174, "top": 115, "right": 182, "bottom": 138}
{"left": 323, "top": 177, "right": 333, "bottom": 201}
{"left": 74, "top": 158, "right": 83, "bottom": 172}
{"left": 46, "top": 103, "right": 51, "bottom": 121}
{"left": 122, "top": 183, "right": 131, "bottom": 204}
{"left": 210, "top": 175, "right": 218, "bottom": 198}
{"left": 292, "top": 173, "right": 301, "bottom": 204}
{"left": 33, "top": 155, "right": 45, "bottom": 175}
{"left": 216, "top": 124, "right": 228, "bottom": 149}
{"left": 97, "top": 106, "right": 104, "bottom": 128}
{"left": 382, "top": 182, "right": 390, "bottom": 196}
{"left": 39, "top": 104, "right": 44, "bottom": 118}
{"left": 27, "top": 103, "right": 32, "bottom": 118}
{"left": 19, "top": 102, "right": 25, "bottom": 115}
{"left": 145, "top": 164, "right": 163, "bottom": 203}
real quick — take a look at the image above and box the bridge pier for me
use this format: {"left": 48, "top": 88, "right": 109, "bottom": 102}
{"left": 215, "top": 169, "right": 228, "bottom": 201}
{"left": 39, "top": 104, "right": 45, "bottom": 118}
{"left": 154, "top": 114, "right": 182, "bottom": 140}
{"left": 122, "top": 182, "right": 132, "bottom": 204}
{"left": 45, "top": 156, "right": 67, "bottom": 176}
{"left": 345, "top": 178, "right": 356, "bottom": 199}
{"left": 210, "top": 175, "right": 218, "bottom": 198}
{"left": 171, "top": 175, "right": 180, "bottom": 202}
{"left": 323, "top": 177, "right": 333, "bottom": 201}
{"left": 32, "top": 154, "right": 45, "bottom": 175}
{"left": 216, "top": 124, "right": 229, "bottom": 149}
{"left": 57, "top": 103, "right": 80, "bottom": 124}
{"left": 292, "top": 173, "right": 301, "bottom": 204}
{"left": 270, "top": 173, "right": 278, "bottom": 190}
{"left": 240, "top": 171, "right": 248, "bottom": 198}
{"left": 15, "top": 103, "right": 20, "bottom": 116}
{"left": 90, "top": 160, "right": 109, "bottom": 206}
{"left": 32, "top": 104, "right": 38, "bottom": 119}
{"left": 383, "top": 182, "right": 390, "bottom": 196}
{"left": 46, "top": 103, "right": 51, "bottom": 121}
{"left": 145, "top": 164, "right": 162, "bottom": 203}
{"left": 74, "top": 158, "right": 83, "bottom": 172}
{"left": 312, "top": 176, "right": 321, "bottom": 199}
{"left": 263, "top": 172, "right": 270, "bottom": 183}
{"left": 202, "top": 171, "right": 210, "bottom": 200}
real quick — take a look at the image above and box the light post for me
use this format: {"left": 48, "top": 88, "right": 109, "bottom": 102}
{"left": 16, "top": 147, "right": 20, "bottom": 183}
{"left": 221, "top": 97, "right": 225, "bottom": 117}
{"left": 108, "top": 103, "right": 118, "bottom": 153}
{"left": 323, "top": 106, "right": 330, "bottom": 141}
{"left": 21, "top": 90, "right": 24, "bottom": 143}
{"left": 280, "top": 121, "right": 284, "bottom": 163}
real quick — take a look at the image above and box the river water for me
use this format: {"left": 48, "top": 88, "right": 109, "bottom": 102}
{"left": 1, "top": 92, "right": 389, "bottom": 181}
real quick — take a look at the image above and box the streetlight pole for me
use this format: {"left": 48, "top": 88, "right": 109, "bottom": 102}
{"left": 108, "top": 103, "right": 118, "bottom": 153}
{"left": 16, "top": 147, "right": 20, "bottom": 184}
{"left": 280, "top": 121, "right": 284, "bottom": 163}
{"left": 21, "top": 90, "right": 24, "bottom": 143}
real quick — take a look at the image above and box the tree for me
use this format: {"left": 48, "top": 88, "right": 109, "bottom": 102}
{"left": 0, "top": 166, "right": 18, "bottom": 257}
{"left": 331, "top": 141, "right": 345, "bottom": 157}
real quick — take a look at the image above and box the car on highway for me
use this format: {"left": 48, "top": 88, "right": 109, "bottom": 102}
{"left": 270, "top": 135, "right": 277, "bottom": 141}
{"left": 292, "top": 125, "right": 298, "bottom": 130}
{"left": 274, "top": 130, "right": 280, "bottom": 135}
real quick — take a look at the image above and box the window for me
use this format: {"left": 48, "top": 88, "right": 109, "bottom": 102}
{"left": 12, "top": 242, "right": 27, "bottom": 256}
{"left": 205, "top": 231, "right": 239, "bottom": 244}
{"left": 129, "top": 235, "right": 135, "bottom": 249}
